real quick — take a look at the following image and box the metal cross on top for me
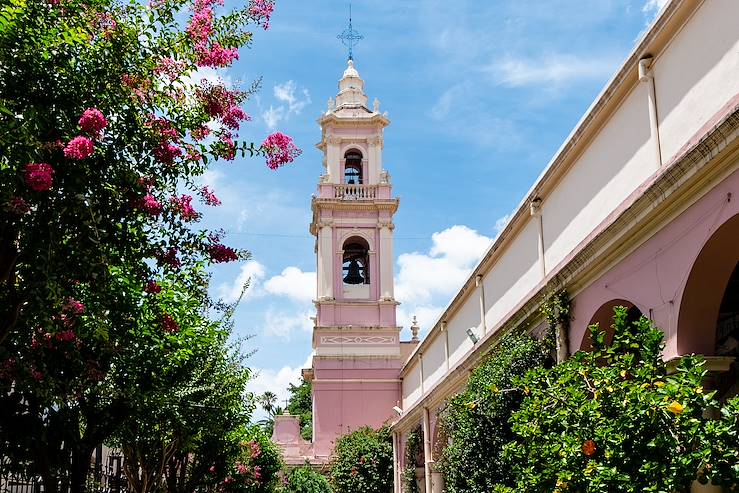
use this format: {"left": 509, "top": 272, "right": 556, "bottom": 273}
{"left": 337, "top": 4, "right": 363, "bottom": 61}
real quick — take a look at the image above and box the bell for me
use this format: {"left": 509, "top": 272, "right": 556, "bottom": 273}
{"left": 343, "top": 259, "right": 364, "bottom": 284}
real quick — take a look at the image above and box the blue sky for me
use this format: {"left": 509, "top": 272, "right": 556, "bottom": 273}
{"left": 197, "top": 0, "right": 668, "bottom": 406}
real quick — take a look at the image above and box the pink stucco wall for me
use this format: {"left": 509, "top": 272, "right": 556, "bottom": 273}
{"left": 570, "top": 166, "right": 739, "bottom": 358}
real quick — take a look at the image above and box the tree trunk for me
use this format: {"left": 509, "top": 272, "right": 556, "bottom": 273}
{"left": 70, "top": 443, "right": 95, "bottom": 493}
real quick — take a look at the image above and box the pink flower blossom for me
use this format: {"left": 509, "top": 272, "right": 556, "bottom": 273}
{"left": 145, "top": 280, "right": 162, "bottom": 294}
{"left": 221, "top": 105, "right": 249, "bottom": 130}
{"left": 55, "top": 329, "right": 77, "bottom": 342}
{"left": 64, "top": 135, "right": 95, "bottom": 160}
{"left": 235, "top": 462, "right": 248, "bottom": 474}
{"left": 187, "top": 6, "right": 213, "bottom": 43}
{"left": 146, "top": 116, "right": 179, "bottom": 141}
{"left": 197, "top": 83, "right": 241, "bottom": 118}
{"left": 25, "top": 163, "right": 55, "bottom": 192}
{"left": 78, "top": 108, "right": 108, "bottom": 135}
{"left": 208, "top": 465, "right": 216, "bottom": 473}
{"left": 63, "top": 298, "right": 85, "bottom": 316}
{"left": 152, "top": 142, "right": 182, "bottom": 164}
{"left": 191, "top": 125, "right": 211, "bottom": 141}
{"left": 30, "top": 367, "right": 44, "bottom": 381}
{"left": 138, "top": 194, "right": 163, "bottom": 216}
{"left": 196, "top": 42, "right": 239, "bottom": 68}
{"left": 162, "top": 248, "right": 181, "bottom": 269}
{"left": 199, "top": 186, "right": 221, "bottom": 206}
{"left": 161, "top": 314, "right": 180, "bottom": 333}
{"left": 262, "top": 132, "right": 301, "bottom": 170}
{"left": 6, "top": 196, "right": 31, "bottom": 215}
{"left": 220, "top": 135, "right": 236, "bottom": 161}
{"left": 249, "top": 441, "right": 262, "bottom": 459}
{"left": 208, "top": 243, "right": 238, "bottom": 263}
{"left": 253, "top": 465, "right": 261, "bottom": 480}
{"left": 169, "top": 194, "right": 199, "bottom": 221}
{"left": 248, "top": 0, "right": 273, "bottom": 30}
{"left": 154, "top": 57, "right": 186, "bottom": 81}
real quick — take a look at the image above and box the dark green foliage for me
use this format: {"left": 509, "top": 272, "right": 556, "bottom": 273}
{"left": 330, "top": 426, "right": 393, "bottom": 493}
{"left": 437, "top": 332, "right": 550, "bottom": 492}
{"left": 286, "top": 378, "right": 313, "bottom": 441}
{"left": 506, "top": 307, "right": 739, "bottom": 492}
{"left": 281, "top": 465, "right": 332, "bottom": 493}
{"left": 402, "top": 427, "right": 422, "bottom": 493}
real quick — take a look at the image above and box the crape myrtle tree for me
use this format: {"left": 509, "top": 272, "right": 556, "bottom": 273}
{"left": 329, "top": 426, "right": 393, "bottom": 493}
{"left": 0, "top": 0, "right": 299, "bottom": 490}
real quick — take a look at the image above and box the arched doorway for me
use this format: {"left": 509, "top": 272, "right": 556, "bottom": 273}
{"left": 580, "top": 299, "right": 643, "bottom": 351}
{"left": 678, "top": 212, "right": 739, "bottom": 399}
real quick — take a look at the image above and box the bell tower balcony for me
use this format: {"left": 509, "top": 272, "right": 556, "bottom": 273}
{"left": 318, "top": 182, "right": 393, "bottom": 200}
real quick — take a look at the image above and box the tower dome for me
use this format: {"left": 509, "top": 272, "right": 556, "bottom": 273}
{"left": 336, "top": 59, "right": 368, "bottom": 109}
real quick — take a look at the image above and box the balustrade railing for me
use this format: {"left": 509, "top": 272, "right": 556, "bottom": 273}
{"left": 333, "top": 184, "right": 378, "bottom": 200}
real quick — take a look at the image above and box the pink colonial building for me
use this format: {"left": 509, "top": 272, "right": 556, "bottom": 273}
{"left": 276, "top": 0, "right": 739, "bottom": 491}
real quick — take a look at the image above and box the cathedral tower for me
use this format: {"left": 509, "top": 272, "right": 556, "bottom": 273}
{"left": 307, "top": 60, "right": 402, "bottom": 457}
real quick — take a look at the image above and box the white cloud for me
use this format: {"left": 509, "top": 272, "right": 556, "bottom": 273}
{"left": 274, "top": 80, "right": 311, "bottom": 114}
{"left": 642, "top": 0, "right": 668, "bottom": 15}
{"left": 247, "top": 353, "right": 313, "bottom": 414}
{"left": 489, "top": 54, "right": 617, "bottom": 88}
{"left": 263, "top": 309, "right": 314, "bottom": 340}
{"left": 218, "top": 260, "right": 266, "bottom": 303}
{"left": 261, "top": 80, "right": 311, "bottom": 129}
{"left": 395, "top": 225, "right": 491, "bottom": 334}
{"left": 261, "top": 105, "right": 284, "bottom": 130}
{"left": 264, "top": 267, "right": 316, "bottom": 303}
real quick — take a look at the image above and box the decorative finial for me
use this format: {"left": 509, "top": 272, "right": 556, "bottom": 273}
{"left": 411, "top": 316, "right": 420, "bottom": 342}
{"left": 373, "top": 97, "right": 380, "bottom": 112}
{"left": 327, "top": 97, "right": 335, "bottom": 112}
{"left": 337, "top": 3, "right": 363, "bottom": 61}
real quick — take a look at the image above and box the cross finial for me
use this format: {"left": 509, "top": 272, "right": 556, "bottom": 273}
{"left": 337, "top": 3, "right": 363, "bottom": 61}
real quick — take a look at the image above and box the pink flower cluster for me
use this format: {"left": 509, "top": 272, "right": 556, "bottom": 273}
{"left": 187, "top": 0, "right": 239, "bottom": 68}
{"left": 153, "top": 142, "right": 182, "bottom": 165}
{"left": 248, "top": 441, "right": 261, "bottom": 459}
{"left": 197, "top": 83, "right": 250, "bottom": 131}
{"left": 261, "top": 132, "right": 301, "bottom": 170}
{"left": 208, "top": 243, "right": 238, "bottom": 263}
{"left": 199, "top": 186, "right": 221, "bottom": 206}
{"left": 5, "top": 197, "right": 31, "bottom": 215}
{"left": 146, "top": 116, "right": 182, "bottom": 165}
{"left": 191, "top": 125, "right": 210, "bottom": 141}
{"left": 222, "top": 106, "right": 249, "bottom": 130}
{"left": 145, "top": 280, "right": 162, "bottom": 294}
{"left": 162, "top": 248, "right": 181, "bottom": 269}
{"left": 197, "top": 42, "right": 239, "bottom": 68}
{"left": 78, "top": 108, "right": 107, "bottom": 135}
{"left": 63, "top": 298, "right": 86, "bottom": 317}
{"left": 25, "top": 163, "right": 55, "bottom": 192}
{"left": 161, "top": 314, "right": 180, "bottom": 333}
{"left": 170, "top": 194, "right": 199, "bottom": 221}
{"left": 248, "top": 0, "right": 274, "bottom": 30}
{"left": 220, "top": 135, "right": 236, "bottom": 161}
{"left": 138, "top": 194, "right": 163, "bottom": 216}
{"left": 154, "top": 57, "right": 186, "bottom": 81}
{"left": 64, "top": 135, "right": 95, "bottom": 160}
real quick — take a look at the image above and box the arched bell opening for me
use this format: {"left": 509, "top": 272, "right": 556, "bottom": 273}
{"left": 344, "top": 149, "right": 363, "bottom": 185}
{"left": 678, "top": 212, "right": 739, "bottom": 399}
{"left": 579, "top": 299, "right": 643, "bottom": 351}
{"left": 342, "top": 236, "right": 370, "bottom": 286}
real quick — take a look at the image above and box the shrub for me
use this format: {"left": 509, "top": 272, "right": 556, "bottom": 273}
{"left": 437, "top": 332, "right": 550, "bottom": 492}
{"left": 505, "top": 307, "right": 739, "bottom": 492}
{"left": 217, "top": 426, "right": 284, "bottom": 493}
{"left": 283, "top": 465, "right": 332, "bottom": 493}
{"left": 330, "top": 426, "right": 393, "bottom": 493}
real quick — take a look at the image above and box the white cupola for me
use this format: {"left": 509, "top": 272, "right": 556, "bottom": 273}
{"left": 335, "top": 60, "right": 368, "bottom": 109}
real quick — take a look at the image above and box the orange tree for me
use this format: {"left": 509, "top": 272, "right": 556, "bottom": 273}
{"left": 0, "top": 0, "right": 298, "bottom": 490}
{"left": 504, "top": 307, "right": 739, "bottom": 492}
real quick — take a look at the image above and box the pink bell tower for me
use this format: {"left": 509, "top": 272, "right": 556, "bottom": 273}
{"left": 307, "top": 59, "right": 403, "bottom": 458}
